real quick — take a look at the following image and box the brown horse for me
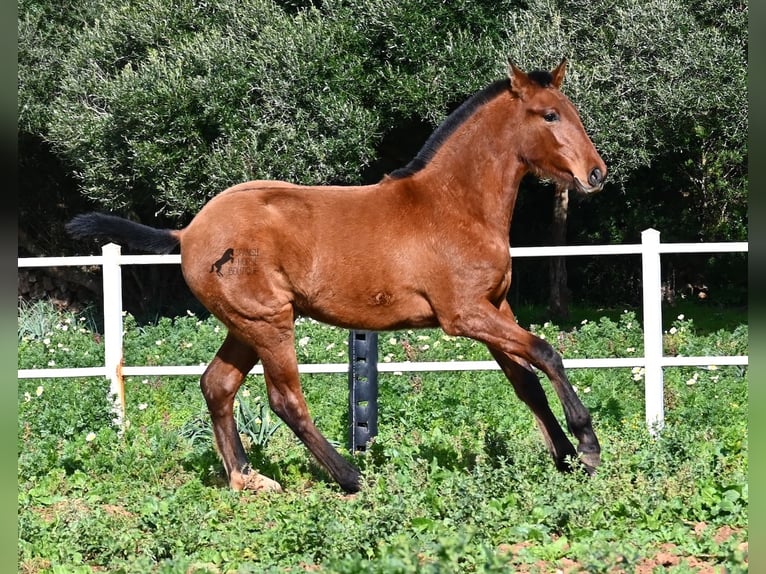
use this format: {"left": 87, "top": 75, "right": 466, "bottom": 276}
{"left": 67, "top": 58, "right": 606, "bottom": 494}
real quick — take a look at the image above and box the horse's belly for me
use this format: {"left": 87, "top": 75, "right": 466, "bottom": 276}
{"left": 295, "top": 289, "right": 438, "bottom": 332}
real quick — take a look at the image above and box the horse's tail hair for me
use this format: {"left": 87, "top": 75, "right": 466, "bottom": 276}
{"left": 66, "top": 212, "right": 181, "bottom": 254}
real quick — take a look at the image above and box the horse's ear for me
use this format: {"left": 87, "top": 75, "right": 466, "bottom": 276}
{"left": 551, "top": 57, "right": 567, "bottom": 89}
{"left": 507, "top": 58, "right": 530, "bottom": 98}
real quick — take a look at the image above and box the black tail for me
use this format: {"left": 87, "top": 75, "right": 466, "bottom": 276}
{"left": 66, "top": 212, "right": 180, "bottom": 254}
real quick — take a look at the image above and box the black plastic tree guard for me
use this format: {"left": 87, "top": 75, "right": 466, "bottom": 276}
{"left": 348, "top": 330, "right": 378, "bottom": 452}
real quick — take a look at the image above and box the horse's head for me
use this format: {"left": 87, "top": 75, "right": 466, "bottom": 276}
{"left": 508, "top": 57, "right": 606, "bottom": 194}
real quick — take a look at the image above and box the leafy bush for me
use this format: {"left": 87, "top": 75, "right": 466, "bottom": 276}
{"left": 20, "top": 0, "right": 746, "bottom": 239}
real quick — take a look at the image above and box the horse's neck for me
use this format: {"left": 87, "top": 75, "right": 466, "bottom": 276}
{"left": 410, "top": 98, "right": 527, "bottom": 233}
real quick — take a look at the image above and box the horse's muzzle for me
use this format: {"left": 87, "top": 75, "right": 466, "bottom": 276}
{"left": 574, "top": 167, "right": 606, "bottom": 194}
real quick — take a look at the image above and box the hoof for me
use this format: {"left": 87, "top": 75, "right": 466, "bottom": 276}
{"left": 579, "top": 451, "right": 601, "bottom": 475}
{"left": 231, "top": 470, "right": 283, "bottom": 493}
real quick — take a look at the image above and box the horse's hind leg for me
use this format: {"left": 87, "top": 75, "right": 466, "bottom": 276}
{"left": 201, "top": 332, "right": 282, "bottom": 492}
{"left": 488, "top": 348, "right": 578, "bottom": 471}
{"left": 243, "top": 312, "right": 362, "bottom": 493}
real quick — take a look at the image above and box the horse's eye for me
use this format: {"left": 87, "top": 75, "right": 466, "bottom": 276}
{"left": 543, "top": 112, "right": 559, "bottom": 123}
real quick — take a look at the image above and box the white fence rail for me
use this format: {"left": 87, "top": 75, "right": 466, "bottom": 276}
{"left": 18, "top": 229, "right": 748, "bottom": 432}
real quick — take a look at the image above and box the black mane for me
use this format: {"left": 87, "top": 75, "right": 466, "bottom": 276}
{"left": 527, "top": 69, "right": 554, "bottom": 87}
{"left": 388, "top": 70, "right": 557, "bottom": 180}
{"left": 388, "top": 78, "right": 510, "bottom": 179}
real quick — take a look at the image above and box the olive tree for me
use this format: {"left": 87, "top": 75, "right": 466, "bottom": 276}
{"left": 19, "top": 0, "right": 747, "bottom": 310}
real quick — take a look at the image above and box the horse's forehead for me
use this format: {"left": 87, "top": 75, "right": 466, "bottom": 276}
{"left": 527, "top": 86, "right": 568, "bottom": 107}
{"left": 525, "top": 87, "right": 578, "bottom": 116}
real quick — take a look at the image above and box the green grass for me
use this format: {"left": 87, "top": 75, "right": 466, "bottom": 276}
{"left": 17, "top": 302, "right": 748, "bottom": 573}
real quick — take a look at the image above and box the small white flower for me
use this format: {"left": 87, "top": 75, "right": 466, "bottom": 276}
{"left": 138, "top": 403, "right": 148, "bottom": 410}
{"left": 43, "top": 338, "right": 51, "bottom": 346}
{"left": 85, "top": 432, "right": 96, "bottom": 442}
{"left": 420, "top": 344, "right": 430, "bottom": 351}
{"left": 584, "top": 387, "right": 591, "bottom": 393}
{"left": 142, "top": 379, "right": 149, "bottom": 384}
{"left": 686, "top": 373, "right": 699, "bottom": 385}
{"left": 669, "top": 327, "right": 677, "bottom": 335}
{"left": 155, "top": 339, "right": 163, "bottom": 346}
{"left": 325, "top": 343, "right": 336, "bottom": 351}
{"left": 677, "top": 314, "right": 685, "bottom": 321}
{"left": 417, "top": 335, "right": 430, "bottom": 341}
{"left": 24, "top": 392, "right": 31, "bottom": 402}
{"left": 388, "top": 337, "right": 397, "bottom": 345}
{"left": 383, "top": 354, "right": 393, "bottom": 363}
{"left": 213, "top": 326, "right": 220, "bottom": 333}
{"left": 36, "top": 386, "right": 44, "bottom": 397}
{"left": 47, "top": 360, "right": 56, "bottom": 367}
{"left": 581, "top": 319, "right": 588, "bottom": 325}
{"left": 539, "top": 333, "right": 546, "bottom": 340}
{"left": 186, "top": 309, "right": 195, "bottom": 317}
{"left": 298, "top": 336, "right": 310, "bottom": 347}
{"left": 242, "top": 388, "right": 250, "bottom": 397}
{"left": 708, "top": 365, "right": 718, "bottom": 371}
{"left": 626, "top": 347, "right": 635, "bottom": 353}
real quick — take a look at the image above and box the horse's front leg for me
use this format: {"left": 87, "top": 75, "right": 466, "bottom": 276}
{"left": 488, "top": 348, "right": 579, "bottom": 471}
{"left": 442, "top": 299, "right": 601, "bottom": 473}
{"left": 201, "top": 333, "right": 282, "bottom": 492}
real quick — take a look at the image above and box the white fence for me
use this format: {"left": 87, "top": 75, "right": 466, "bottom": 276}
{"left": 18, "top": 229, "right": 748, "bottom": 432}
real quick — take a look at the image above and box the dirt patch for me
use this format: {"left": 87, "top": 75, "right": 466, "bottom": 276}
{"left": 496, "top": 523, "right": 747, "bottom": 574}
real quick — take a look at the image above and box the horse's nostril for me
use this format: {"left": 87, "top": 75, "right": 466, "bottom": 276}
{"left": 589, "top": 168, "right": 603, "bottom": 187}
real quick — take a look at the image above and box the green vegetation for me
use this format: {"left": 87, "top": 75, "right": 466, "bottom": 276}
{"left": 18, "top": 301, "right": 748, "bottom": 572}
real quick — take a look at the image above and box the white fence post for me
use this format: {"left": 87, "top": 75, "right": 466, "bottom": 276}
{"left": 102, "top": 243, "right": 125, "bottom": 426}
{"left": 641, "top": 229, "right": 664, "bottom": 434}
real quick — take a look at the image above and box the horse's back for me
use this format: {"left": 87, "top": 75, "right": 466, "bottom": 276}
{"left": 178, "top": 179, "right": 439, "bottom": 330}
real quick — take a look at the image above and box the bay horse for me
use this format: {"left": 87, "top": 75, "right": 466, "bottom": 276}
{"left": 67, "top": 58, "right": 606, "bottom": 494}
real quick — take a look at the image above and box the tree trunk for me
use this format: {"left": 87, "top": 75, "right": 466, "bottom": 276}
{"left": 548, "top": 185, "right": 570, "bottom": 320}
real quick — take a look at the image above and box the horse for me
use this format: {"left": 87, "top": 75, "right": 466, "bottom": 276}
{"left": 67, "top": 58, "right": 606, "bottom": 494}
